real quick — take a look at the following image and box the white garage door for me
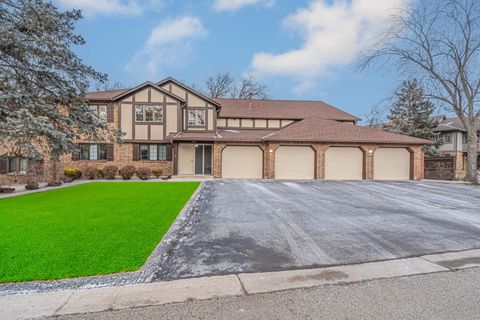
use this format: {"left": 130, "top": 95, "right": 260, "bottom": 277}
{"left": 222, "top": 146, "right": 263, "bottom": 179}
{"left": 325, "top": 147, "right": 363, "bottom": 180}
{"left": 374, "top": 148, "right": 411, "bottom": 180}
{"left": 275, "top": 146, "right": 315, "bottom": 180}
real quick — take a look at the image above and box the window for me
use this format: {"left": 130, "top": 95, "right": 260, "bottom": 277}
{"left": 442, "top": 133, "right": 452, "bottom": 144}
{"left": 135, "top": 105, "right": 163, "bottom": 122}
{"left": 139, "top": 144, "right": 167, "bottom": 161}
{"left": 463, "top": 133, "right": 468, "bottom": 144}
{"left": 80, "top": 144, "right": 107, "bottom": 160}
{"left": 89, "top": 105, "right": 107, "bottom": 122}
{"left": 188, "top": 109, "right": 206, "bottom": 126}
{"left": 4, "top": 158, "right": 28, "bottom": 174}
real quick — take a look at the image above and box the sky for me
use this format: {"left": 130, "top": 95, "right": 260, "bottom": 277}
{"left": 56, "top": 0, "right": 409, "bottom": 119}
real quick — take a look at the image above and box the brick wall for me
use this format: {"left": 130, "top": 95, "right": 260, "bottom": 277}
{"left": 59, "top": 143, "right": 173, "bottom": 178}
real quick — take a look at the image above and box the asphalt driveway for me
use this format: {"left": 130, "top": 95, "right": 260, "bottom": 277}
{"left": 154, "top": 180, "right": 480, "bottom": 281}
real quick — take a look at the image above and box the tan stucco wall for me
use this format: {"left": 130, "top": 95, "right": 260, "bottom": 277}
{"left": 166, "top": 105, "right": 178, "bottom": 134}
{"left": 120, "top": 104, "right": 133, "bottom": 139}
{"left": 135, "top": 125, "right": 148, "bottom": 140}
{"left": 150, "top": 125, "right": 164, "bottom": 140}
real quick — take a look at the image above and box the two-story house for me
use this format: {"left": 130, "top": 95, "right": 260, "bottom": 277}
{"left": 433, "top": 115, "right": 480, "bottom": 179}
{"left": 0, "top": 77, "right": 432, "bottom": 185}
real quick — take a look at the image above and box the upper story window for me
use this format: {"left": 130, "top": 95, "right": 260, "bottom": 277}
{"left": 442, "top": 132, "right": 452, "bottom": 144}
{"left": 188, "top": 110, "right": 205, "bottom": 126}
{"left": 135, "top": 105, "right": 163, "bottom": 122}
{"left": 89, "top": 105, "right": 107, "bottom": 122}
{"left": 139, "top": 144, "right": 167, "bottom": 161}
{"left": 80, "top": 144, "right": 107, "bottom": 160}
{"left": 462, "top": 133, "right": 468, "bottom": 144}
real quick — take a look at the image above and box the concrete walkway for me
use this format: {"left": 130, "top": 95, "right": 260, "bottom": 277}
{"left": 0, "top": 177, "right": 212, "bottom": 199}
{"left": 2, "top": 249, "right": 479, "bottom": 320}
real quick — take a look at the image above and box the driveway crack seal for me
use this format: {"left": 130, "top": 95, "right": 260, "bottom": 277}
{"left": 53, "top": 291, "right": 75, "bottom": 315}
{"left": 236, "top": 274, "right": 248, "bottom": 296}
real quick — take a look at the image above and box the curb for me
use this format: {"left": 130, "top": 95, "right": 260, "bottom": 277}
{"left": 1, "top": 249, "right": 479, "bottom": 320}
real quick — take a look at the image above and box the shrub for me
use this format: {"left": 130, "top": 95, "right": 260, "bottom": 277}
{"left": 63, "top": 167, "right": 82, "bottom": 180}
{"left": 152, "top": 168, "right": 163, "bottom": 178}
{"left": 103, "top": 165, "right": 118, "bottom": 180}
{"left": 25, "top": 181, "right": 39, "bottom": 190}
{"left": 84, "top": 166, "right": 98, "bottom": 180}
{"left": 47, "top": 181, "right": 62, "bottom": 187}
{"left": 119, "top": 165, "right": 136, "bottom": 180}
{"left": 96, "top": 168, "right": 104, "bottom": 179}
{"left": 136, "top": 167, "right": 152, "bottom": 180}
{"left": 0, "top": 187, "right": 15, "bottom": 193}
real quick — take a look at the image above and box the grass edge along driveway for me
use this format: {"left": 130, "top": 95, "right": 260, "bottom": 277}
{"left": 0, "top": 182, "right": 200, "bottom": 283}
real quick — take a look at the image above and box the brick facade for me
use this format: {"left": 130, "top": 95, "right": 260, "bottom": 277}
{"left": 59, "top": 143, "right": 173, "bottom": 179}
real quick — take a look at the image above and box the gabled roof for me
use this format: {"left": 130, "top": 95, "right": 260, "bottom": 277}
{"left": 263, "top": 115, "right": 433, "bottom": 145}
{"left": 433, "top": 116, "right": 480, "bottom": 133}
{"left": 156, "top": 77, "right": 221, "bottom": 107}
{"left": 84, "top": 82, "right": 185, "bottom": 102}
{"left": 110, "top": 81, "right": 185, "bottom": 102}
{"left": 214, "top": 98, "right": 361, "bottom": 122}
{"left": 85, "top": 89, "right": 129, "bottom": 101}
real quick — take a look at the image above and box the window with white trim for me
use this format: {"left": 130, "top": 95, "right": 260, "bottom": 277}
{"left": 188, "top": 109, "right": 206, "bottom": 126}
{"left": 135, "top": 105, "right": 163, "bottom": 122}
{"left": 80, "top": 144, "right": 107, "bottom": 160}
{"left": 140, "top": 144, "right": 167, "bottom": 161}
{"left": 89, "top": 105, "right": 107, "bottom": 122}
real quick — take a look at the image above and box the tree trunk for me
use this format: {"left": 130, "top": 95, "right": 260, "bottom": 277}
{"left": 51, "top": 156, "right": 59, "bottom": 182}
{"left": 465, "top": 125, "right": 479, "bottom": 183}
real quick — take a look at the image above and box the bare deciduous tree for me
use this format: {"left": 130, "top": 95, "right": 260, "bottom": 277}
{"left": 359, "top": 0, "right": 480, "bottom": 182}
{"left": 232, "top": 75, "right": 269, "bottom": 99}
{"left": 202, "top": 72, "right": 269, "bottom": 99}
{"left": 205, "top": 72, "right": 235, "bottom": 98}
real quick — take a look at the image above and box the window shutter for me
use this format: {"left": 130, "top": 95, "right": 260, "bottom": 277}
{"left": 106, "top": 144, "right": 114, "bottom": 161}
{"left": 166, "top": 145, "right": 173, "bottom": 161}
{"left": 72, "top": 145, "right": 80, "bottom": 161}
{"left": 133, "top": 144, "right": 140, "bottom": 161}
{"left": 107, "top": 104, "right": 114, "bottom": 123}
{"left": 0, "top": 158, "right": 7, "bottom": 173}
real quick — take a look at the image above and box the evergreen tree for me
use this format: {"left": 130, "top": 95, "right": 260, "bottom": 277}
{"left": 386, "top": 80, "right": 441, "bottom": 156}
{"left": 0, "top": 0, "right": 119, "bottom": 181}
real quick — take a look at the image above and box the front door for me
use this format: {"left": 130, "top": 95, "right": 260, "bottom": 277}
{"left": 194, "top": 144, "right": 212, "bottom": 175}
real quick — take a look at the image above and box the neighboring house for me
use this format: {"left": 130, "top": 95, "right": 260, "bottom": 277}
{"left": 0, "top": 77, "right": 432, "bottom": 185}
{"left": 433, "top": 116, "right": 480, "bottom": 179}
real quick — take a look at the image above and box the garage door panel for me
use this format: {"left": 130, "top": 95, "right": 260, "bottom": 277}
{"left": 275, "top": 146, "right": 315, "bottom": 180}
{"left": 374, "top": 148, "right": 411, "bottom": 180}
{"left": 222, "top": 146, "right": 263, "bottom": 179}
{"left": 325, "top": 147, "right": 363, "bottom": 180}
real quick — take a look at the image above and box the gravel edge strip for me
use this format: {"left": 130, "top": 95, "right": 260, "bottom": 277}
{"left": 0, "top": 182, "right": 207, "bottom": 296}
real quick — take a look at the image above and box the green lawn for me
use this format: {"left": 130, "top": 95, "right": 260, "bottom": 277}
{"left": 0, "top": 182, "right": 200, "bottom": 283}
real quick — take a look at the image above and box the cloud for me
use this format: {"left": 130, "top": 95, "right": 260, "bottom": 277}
{"left": 57, "top": 0, "right": 144, "bottom": 16}
{"left": 250, "top": 0, "right": 409, "bottom": 93}
{"left": 127, "top": 16, "right": 207, "bottom": 78}
{"left": 213, "top": 0, "right": 274, "bottom": 12}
